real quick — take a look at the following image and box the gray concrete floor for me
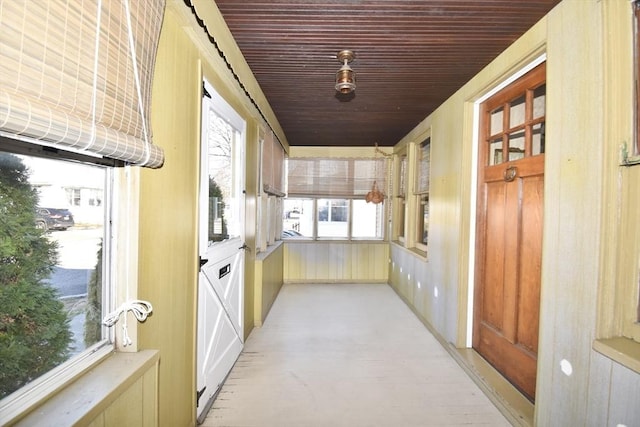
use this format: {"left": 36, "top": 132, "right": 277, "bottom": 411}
{"left": 201, "top": 283, "right": 510, "bottom": 427}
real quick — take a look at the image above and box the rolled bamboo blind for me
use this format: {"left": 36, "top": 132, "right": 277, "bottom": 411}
{"left": 261, "top": 129, "right": 285, "bottom": 196}
{"left": 0, "top": 0, "right": 166, "bottom": 168}
{"left": 287, "top": 157, "right": 388, "bottom": 198}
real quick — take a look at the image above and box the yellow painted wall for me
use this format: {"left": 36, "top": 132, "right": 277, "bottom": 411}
{"left": 86, "top": 0, "right": 640, "bottom": 425}
{"left": 135, "top": 1, "right": 275, "bottom": 425}
{"left": 254, "top": 243, "right": 284, "bottom": 326}
{"left": 389, "top": 0, "right": 640, "bottom": 424}
{"left": 138, "top": 8, "right": 201, "bottom": 426}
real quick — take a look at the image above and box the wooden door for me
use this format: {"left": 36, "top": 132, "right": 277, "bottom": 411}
{"left": 473, "top": 63, "right": 545, "bottom": 402}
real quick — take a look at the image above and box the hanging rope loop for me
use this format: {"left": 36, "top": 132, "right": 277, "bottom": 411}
{"left": 102, "top": 300, "right": 153, "bottom": 347}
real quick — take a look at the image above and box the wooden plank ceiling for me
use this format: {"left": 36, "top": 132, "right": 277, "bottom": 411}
{"left": 214, "top": 0, "right": 561, "bottom": 147}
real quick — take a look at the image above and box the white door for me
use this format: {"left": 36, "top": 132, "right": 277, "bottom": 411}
{"left": 196, "top": 80, "right": 246, "bottom": 422}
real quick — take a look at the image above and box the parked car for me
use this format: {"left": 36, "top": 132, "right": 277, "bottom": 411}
{"left": 281, "top": 229, "right": 304, "bottom": 239}
{"left": 35, "top": 207, "right": 75, "bottom": 231}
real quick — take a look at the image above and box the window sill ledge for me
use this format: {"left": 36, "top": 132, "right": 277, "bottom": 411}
{"left": 390, "top": 241, "right": 428, "bottom": 261}
{"left": 11, "top": 349, "right": 159, "bottom": 426}
{"left": 593, "top": 337, "right": 640, "bottom": 374}
{"left": 256, "top": 240, "right": 283, "bottom": 261}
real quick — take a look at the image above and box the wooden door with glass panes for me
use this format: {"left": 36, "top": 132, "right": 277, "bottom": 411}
{"left": 473, "top": 62, "right": 545, "bottom": 402}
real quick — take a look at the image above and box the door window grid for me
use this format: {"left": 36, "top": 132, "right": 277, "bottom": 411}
{"left": 485, "top": 78, "right": 546, "bottom": 166}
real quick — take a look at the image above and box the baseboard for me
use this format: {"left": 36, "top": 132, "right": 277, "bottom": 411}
{"left": 389, "top": 284, "right": 534, "bottom": 427}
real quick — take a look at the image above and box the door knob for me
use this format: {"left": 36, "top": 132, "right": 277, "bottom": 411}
{"left": 503, "top": 166, "right": 518, "bottom": 182}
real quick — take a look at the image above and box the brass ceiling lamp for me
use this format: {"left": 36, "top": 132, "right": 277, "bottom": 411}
{"left": 335, "top": 50, "right": 356, "bottom": 94}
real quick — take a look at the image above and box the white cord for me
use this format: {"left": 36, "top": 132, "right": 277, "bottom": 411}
{"left": 85, "top": 0, "right": 103, "bottom": 151}
{"left": 123, "top": 0, "right": 151, "bottom": 167}
{"left": 102, "top": 300, "right": 153, "bottom": 347}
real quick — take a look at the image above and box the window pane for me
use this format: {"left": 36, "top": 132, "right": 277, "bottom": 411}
{"left": 489, "top": 138, "right": 503, "bottom": 165}
{"left": 352, "top": 200, "right": 384, "bottom": 239}
{"left": 398, "top": 155, "right": 407, "bottom": 197}
{"left": 317, "top": 199, "right": 348, "bottom": 238}
{"left": 207, "top": 111, "right": 242, "bottom": 242}
{"left": 509, "top": 95, "right": 526, "bottom": 127}
{"left": 416, "top": 138, "right": 430, "bottom": 194}
{"left": 417, "top": 195, "right": 429, "bottom": 246}
{"left": 283, "top": 198, "right": 313, "bottom": 238}
{"left": 1, "top": 152, "right": 107, "bottom": 399}
{"left": 397, "top": 199, "right": 405, "bottom": 240}
{"left": 490, "top": 106, "right": 504, "bottom": 135}
{"left": 533, "top": 84, "right": 546, "bottom": 119}
{"left": 532, "top": 122, "right": 546, "bottom": 155}
{"left": 508, "top": 130, "right": 526, "bottom": 161}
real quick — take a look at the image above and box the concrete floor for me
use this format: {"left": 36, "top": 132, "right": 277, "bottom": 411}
{"left": 201, "top": 283, "right": 511, "bottom": 427}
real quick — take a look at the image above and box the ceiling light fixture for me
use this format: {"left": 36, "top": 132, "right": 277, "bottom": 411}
{"left": 335, "top": 50, "right": 356, "bottom": 94}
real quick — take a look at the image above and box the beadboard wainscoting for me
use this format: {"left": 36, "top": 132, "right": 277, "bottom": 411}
{"left": 283, "top": 241, "right": 389, "bottom": 284}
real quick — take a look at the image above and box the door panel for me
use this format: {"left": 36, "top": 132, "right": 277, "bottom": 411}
{"left": 517, "top": 175, "right": 543, "bottom": 353}
{"left": 200, "top": 239, "right": 244, "bottom": 337}
{"left": 475, "top": 155, "right": 543, "bottom": 401}
{"left": 197, "top": 242, "right": 244, "bottom": 419}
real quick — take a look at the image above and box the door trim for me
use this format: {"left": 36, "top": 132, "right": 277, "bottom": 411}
{"left": 466, "top": 54, "right": 547, "bottom": 346}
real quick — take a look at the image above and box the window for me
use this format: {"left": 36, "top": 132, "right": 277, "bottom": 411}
{"left": 414, "top": 138, "right": 431, "bottom": 251}
{"left": 593, "top": 1, "right": 640, "bottom": 371}
{"left": 257, "top": 130, "right": 285, "bottom": 250}
{"left": 283, "top": 198, "right": 314, "bottom": 238}
{"left": 65, "top": 188, "right": 82, "bottom": 207}
{"left": 0, "top": 149, "right": 112, "bottom": 401}
{"left": 284, "top": 198, "right": 384, "bottom": 240}
{"left": 395, "top": 153, "right": 408, "bottom": 242}
{"left": 0, "top": 1, "right": 161, "bottom": 421}
{"left": 352, "top": 200, "right": 385, "bottom": 239}
{"left": 285, "top": 157, "right": 387, "bottom": 240}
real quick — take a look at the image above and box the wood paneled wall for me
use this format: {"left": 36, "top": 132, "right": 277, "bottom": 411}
{"left": 284, "top": 242, "right": 389, "bottom": 283}
{"left": 15, "top": 351, "right": 159, "bottom": 426}
{"left": 388, "top": 1, "right": 640, "bottom": 425}
{"left": 255, "top": 243, "right": 284, "bottom": 326}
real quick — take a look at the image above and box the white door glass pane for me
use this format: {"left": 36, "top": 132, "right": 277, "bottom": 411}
{"left": 317, "top": 199, "right": 348, "bottom": 238}
{"left": 352, "top": 200, "right": 384, "bottom": 239}
{"left": 1, "top": 152, "right": 108, "bottom": 399}
{"left": 207, "top": 111, "right": 242, "bottom": 242}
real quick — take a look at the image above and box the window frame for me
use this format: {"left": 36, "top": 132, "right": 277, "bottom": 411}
{"left": 0, "top": 140, "right": 140, "bottom": 422}
{"left": 414, "top": 137, "right": 431, "bottom": 253}
{"left": 282, "top": 197, "right": 385, "bottom": 241}
{"left": 257, "top": 129, "right": 286, "bottom": 252}
{"left": 593, "top": 0, "right": 640, "bottom": 374}
{"left": 635, "top": 0, "right": 640, "bottom": 156}
{"left": 393, "top": 150, "right": 408, "bottom": 243}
